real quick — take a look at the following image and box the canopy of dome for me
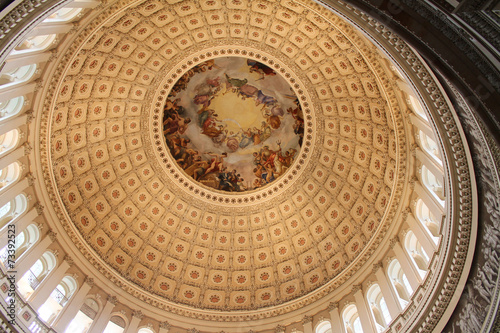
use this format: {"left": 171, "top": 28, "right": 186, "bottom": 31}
{"left": 41, "top": 0, "right": 411, "bottom": 320}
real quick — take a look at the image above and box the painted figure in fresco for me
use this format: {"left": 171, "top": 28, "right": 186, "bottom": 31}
{"left": 201, "top": 115, "right": 223, "bottom": 138}
{"left": 260, "top": 121, "right": 272, "bottom": 142}
{"left": 226, "top": 132, "right": 240, "bottom": 152}
{"left": 217, "top": 167, "right": 234, "bottom": 191}
{"left": 163, "top": 57, "right": 304, "bottom": 192}
{"left": 239, "top": 128, "right": 254, "bottom": 148}
{"left": 193, "top": 76, "right": 222, "bottom": 110}
{"left": 252, "top": 127, "right": 262, "bottom": 145}
{"left": 238, "top": 84, "right": 259, "bottom": 99}
{"left": 190, "top": 156, "right": 210, "bottom": 181}
{"left": 204, "top": 152, "right": 228, "bottom": 176}
{"left": 163, "top": 110, "right": 191, "bottom": 135}
{"left": 255, "top": 90, "right": 277, "bottom": 109}
{"left": 212, "top": 128, "right": 228, "bottom": 146}
{"left": 224, "top": 73, "right": 248, "bottom": 94}
{"left": 247, "top": 59, "right": 277, "bottom": 80}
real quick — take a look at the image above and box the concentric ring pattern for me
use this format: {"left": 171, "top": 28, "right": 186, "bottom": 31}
{"left": 45, "top": 0, "right": 407, "bottom": 313}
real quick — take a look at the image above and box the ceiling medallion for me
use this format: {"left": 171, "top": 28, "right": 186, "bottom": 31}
{"left": 162, "top": 56, "right": 304, "bottom": 193}
{"left": 152, "top": 48, "right": 315, "bottom": 203}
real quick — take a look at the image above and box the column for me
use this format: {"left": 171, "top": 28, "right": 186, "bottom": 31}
{"left": 352, "top": 285, "right": 375, "bottom": 333}
{"left": 90, "top": 295, "right": 117, "bottom": 333}
{"left": 125, "top": 310, "right": 143, "bottom": 333}
{"left": 28, "top": 255, "right": 72, "bottom": 309}
{"left": 0, "top": 206, "right": 39, "bottom": 249}
{"left": 0, "top": 82, "right": 37, "bottom": 103}
{"left": 159, "top": 321, "right": 171, "bottom": 333}
{"left": 409, "top": 114, "right": 434, "bottom": 139}
{"left": 414, "top": 182, "right": 444, "bottom": 219}
{"left": 302, "top": 315, "right": 313, "bottom": 333}
{"left": 3, "top": 52, "right": 53, "bottom": 72}
{"left": 0, "top": 144, "right": 26, "bottom": 170}
{"left": 26, "top": 22, "right": 74, "bottom": 38}
{"left": 53, "top": 277, "right": 94, "bottom": 332}
{"left": 416, "top": 149, "right": 443, "bottom": 181}
{"left": 407, "top": 213, "right": 437, "bottom": 254}
{"left": 328, "top": 302, "right": 343, "bottom": 333}
{"left": 373, "top": 262, "right": 402, "bottom": 318}
{"left": 15, "top": 230, "right": 55, "bottom": 277}
{"left": 0, "top": 178, "right": 30, "bottom": 209}
{"left": 391, "top": 238, "right": 421, "bottom": 291}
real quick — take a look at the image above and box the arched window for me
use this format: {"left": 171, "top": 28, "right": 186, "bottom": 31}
{"left": 65, "top": 298, "right": 99, "bottom": 333}
{"left": 405, "top": 231, "right": 430, "bottom": 277}
{"left": 408, "top": 95, "right": 428, "bottom": 121}
{"left": 0, "top": 222, "right": 38, "bottom": 264}
{"left": 415, "top": 199, "right": 440, "bottom": 241}
{"left": 343, "top": 304, "right": 363, "bottom": 333}
{"left": 0, "top": 96, "right": 25, "bottom": 123}
{"left": 418, "top": 130, "right": 442, "bottom": 164}
{"left": 0, "top": 129, "right": 20, "bottom": 157}
{"left": 14, "top": 34, "right": 57, "bottom": 53}
{"left": 0, "top": 193, "right": 28, "bottom": 229}
{"left": 64, "top": 298, "right": 99, "bottom": 333}
{"left": 103, "top": 315, "right": 126, "bottom": 333}
{"left": 138, "top": 328, "right": 155, "bottom": 333}
{"left": 0, "top": 64, "right": 37, "bottom": 88}
{"left": 17, "top": 250, "right": 56, "bottom": 299}
{"left": 44, "top": 8, "right": 83, "bottom": 22}
{"left": 0, "top": 161, "right": 22, "bottom": 193}
{"left": 366, "top": 284, "right": 391, "bottom": 331}
{"left": 421, "top": 165, "right": 445, "bottom": 202}
{"left": 0, "top": 161, "right": 20, "bottom": 189}
{"left": 388, "top": 259, "right": 412, "bottom": 308}
{"left": 38, "top": 276, "right": 78, "bottom": 324}
{"left": 316, "top": 320, "right": 332, "bottom": 333}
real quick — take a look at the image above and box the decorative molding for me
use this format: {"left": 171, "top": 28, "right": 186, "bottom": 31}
{"left": 352, "top": 284, "right": 362, "bottom": 294}
{"left": 84, "top": 276, "right": 94, "bottom": 287}
{"left": 275, "top": 325, "right": 286, "bottom": 333}
{"left": 0, "top": 0, "right": 477, "bottom": 331}
{"left": 64, "top": 255, "right": 74, "bottom": 266}
{"left": 328, "top": 301, "right": 339, "bottom": 311}
{"left": 372, "top": 262, "right": 383, "bottom": 274}
{"left": 159, "top": 321, "right": 171, "bottom": 329}
{"left": 132, "top": 309, "right": 144, "bottom": 319}
{"left": 35, "top": 202, "right": 44, "bottom": 215}
{"left": 389, "top": 236, "right": 399, "bottom": 249}
{"left": 47, "top": 230, "right": 57, "bottom": 241}
{"left": 107, "top": 295, "right": 118, "bottom": 305}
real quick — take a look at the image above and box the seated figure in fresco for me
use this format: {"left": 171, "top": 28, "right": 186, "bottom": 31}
{"left": 260, "top": 121, "right": 272, "bottom": 142}
{"left": 239, "top": 128, "right": 254, "bottom": 148}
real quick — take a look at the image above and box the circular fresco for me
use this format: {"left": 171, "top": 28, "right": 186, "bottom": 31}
{"left": 163, "top": 57, "right": 304, "bottom": 192}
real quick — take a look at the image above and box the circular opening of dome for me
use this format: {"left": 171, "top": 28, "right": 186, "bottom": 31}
{"left": 162, "top": 56, "right": 304, "bottom": 193}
